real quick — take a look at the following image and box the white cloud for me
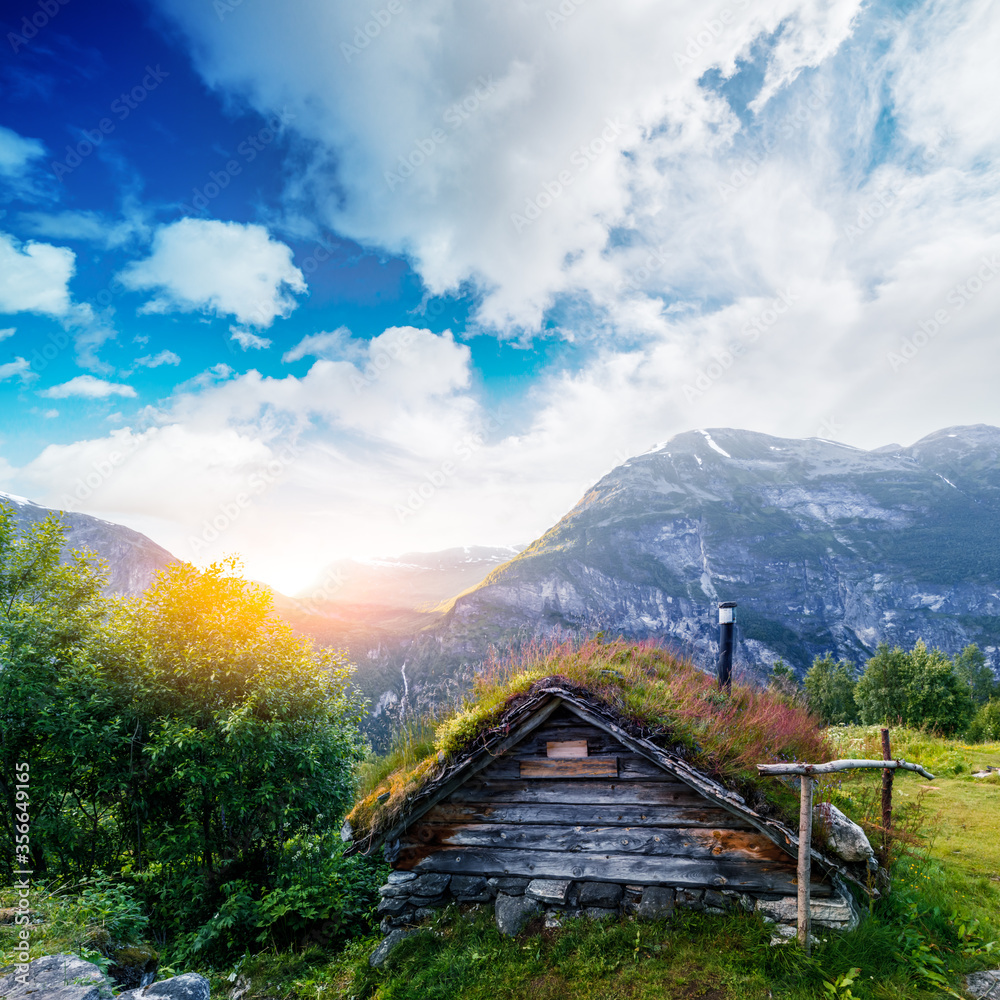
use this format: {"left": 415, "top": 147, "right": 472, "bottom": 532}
{"left": 19, "top": 208, "right": 151, "bottom": 249}
{"left": 151, "top": 0, "right": 865, "bottom": 331}
{"left": 229, "top": 327, "right": 271, "bottom": 350}
{"left": 135, "top": 349, "right": 181, "bottom": 368}
{"left": 0, "top": 357, "right": 32, "bottom": 384}
{"left": 0, "top": 328, "right": 14, "bottom": 342}
{"left": 40, "top": 375, "right": 137, "bottom": 399}
{"left": 282, "top": 327, "right": 354, "bottom": 363}
{"left": 0, "top": 231, "right": 75, "bottom": 317}
{"left": 0, "top": 126, "right": 44, "bottom": 180}
{"left": 117, "top": 218, "right": 306, "bottom": 330}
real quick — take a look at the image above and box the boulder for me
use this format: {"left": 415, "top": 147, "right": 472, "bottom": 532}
{"left": 369, "top": 927, "right": 416, "bottom": 968}
{"left": 450, "top": 876, "right": 489, "bottom": 898}
{"left": 525, "top": 879, "right": 571, "bottom": 905}
{"left": 966, "top": 969, "right": 1000, "bottom": 999}
{"left": 408, "top": 873, "right": 451, "bottom": 896}
{"left": 814, "top": 802, "right": 875, "bottom": 864}
{"left": 117, "top": 974, "right": 210, "bottom": 999}
{"left": 494, "top": 893, "right": 540, "bottom": 936}
{"left": 579, "top": 882, "right": 623, "bottom": 908}
{"left": 487, "top": 876, "right": 529, "bottom": 896}
{"left": 0, "top": 954, "right": 109, "bottom": 1000}
{"left": 637, "top": 887, "right": 675, "bottom": 919}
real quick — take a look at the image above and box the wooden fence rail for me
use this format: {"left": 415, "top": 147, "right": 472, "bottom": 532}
{"left": 757, "top": 754, "right": 935, "bottom": 952}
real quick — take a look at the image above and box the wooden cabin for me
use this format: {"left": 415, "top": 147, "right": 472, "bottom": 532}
{"left": 344, "top": 681, "right": 868, "bottom": 942}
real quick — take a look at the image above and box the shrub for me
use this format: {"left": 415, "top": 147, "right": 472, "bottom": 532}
{"left": 855, "top": 640, "right": 974, "bottom": 735}
{"left": 967, "top": 698, "right": 1000, "bottom": 742}
{"left": 803, "top": 653, "right": 858, "bottom": 724}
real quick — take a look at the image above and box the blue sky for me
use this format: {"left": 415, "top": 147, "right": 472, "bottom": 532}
{"left": 1, "top": 0, "right": 999, "bottom": 592}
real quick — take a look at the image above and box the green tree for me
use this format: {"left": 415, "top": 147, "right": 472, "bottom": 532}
{"left": 953, "top": 644, "right": 999, "bottom": 707}
{"left": 966, "top": 698, "right": 1000, "bottom": 742}
{"left": 803, "top": 653, "right": 858, "bottom": 725}
{"left": 855, "top": 640, "right": 975, "bottom": 735}
{"left": 0, "top": 503, "right": 112, "bottom": 875}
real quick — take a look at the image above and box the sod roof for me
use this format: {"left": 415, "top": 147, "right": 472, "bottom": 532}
{"left": 344, "top": 640, "right": 849, "bottom": 872}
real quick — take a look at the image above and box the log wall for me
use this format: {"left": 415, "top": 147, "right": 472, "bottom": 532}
{"left": 395, "top": 707, "right": 831, "bottom": 897}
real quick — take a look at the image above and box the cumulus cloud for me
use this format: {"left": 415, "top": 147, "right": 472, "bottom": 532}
{"left": 117, "top": 218, "right": 306, "bottom": 332}
{"left": 40, "top": 375, "right": 137, "bottom": 399}
{"left": 0, "top": 328, "right": 14, "bottom": 342}
{"left": 0, "top": 231, "right": 75, "bottom": 316}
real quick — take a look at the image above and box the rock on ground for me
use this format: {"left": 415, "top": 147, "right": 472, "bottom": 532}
{"left": 966, "top": 969, "right": 1000, "bottom": 999}
{"left": 0, "top": 955, "right": 210, "bottom": 1000}
{"left": 495, "top": 893, "right": 540, "bottom": 936}
{"left": 0, "top": 954, "right": 109, "bottom": 1000}
{"left": 814, "top": 802, "right": 875, "bottom": 864}
{"left": 369, "top": 927, "right": 416, "bottom": 968}
{"left": 117, "top": 973, "right": 211, "bottom": 999}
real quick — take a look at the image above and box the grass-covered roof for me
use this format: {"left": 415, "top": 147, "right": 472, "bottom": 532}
{"left": 346, "top": 639, "right": 832, "bottom": 847}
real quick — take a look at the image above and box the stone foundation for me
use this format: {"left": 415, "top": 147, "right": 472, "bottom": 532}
{"left": 375, "top": 871, "right": 861, "bottom": 942}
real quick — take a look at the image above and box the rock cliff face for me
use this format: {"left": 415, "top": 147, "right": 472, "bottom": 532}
{"left": 1, "top": 492, "right": 176, "bottom": 595}
{"left": 428, "top": 425, "right": 1000, "bottom": 679}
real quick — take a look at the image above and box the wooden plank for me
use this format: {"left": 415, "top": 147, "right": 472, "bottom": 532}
{"left": 555, "top": 696, "right": 867, "bottom": 897}
{"left": 422, "top": 801, "right": 751, "bottom": 830}
{"left": 356, "top": 696, "right": 566, "bottom": 855}
{"left": 480, "top": 754, "right": 675, "bottom": 782}
{"left": 520, "top": 759, "right": 617, "bottom": 778}
{"left": 398, "top": 846, "right": 832, "bottom": 895}
{"left": 446, "top": 779, "right": 708, "bottom": 807}
{"left": 547, "top": 740, "right": 588, "bottom": 758}
{"left": 524, "top": 724, "right": 629, "bottom": 756}
{"left": 402, "top": 822, "right": 793, "bottom": 863}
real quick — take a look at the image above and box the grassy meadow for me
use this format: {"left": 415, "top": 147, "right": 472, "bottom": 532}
{"left": 5, "top": 727, "right": 998, "bottom": 999}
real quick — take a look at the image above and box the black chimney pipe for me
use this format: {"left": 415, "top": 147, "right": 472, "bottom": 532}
{"left": 717, "top": 601, "right": 737, "bottom": 691}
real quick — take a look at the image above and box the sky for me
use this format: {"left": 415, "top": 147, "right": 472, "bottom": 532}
{"left": 0, "top": 0, "right": 998, "bottom": 594}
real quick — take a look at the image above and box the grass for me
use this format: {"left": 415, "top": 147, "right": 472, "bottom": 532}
{"left": 8, "top": 722, "right": 1000, "bottom": 999}
{"left": 347, "top": 638, "right": 833, "bottom": 844}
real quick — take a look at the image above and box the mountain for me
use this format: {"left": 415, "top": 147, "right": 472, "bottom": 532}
{"left": 0, "top": 491, "right": 177, "bottom": 594}
{"left": 437, "top": 425, "right": 1000, "bottom": 674}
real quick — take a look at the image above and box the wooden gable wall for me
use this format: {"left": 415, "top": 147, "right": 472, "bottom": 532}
{"left": 395, "top": 705, "right": 832, "bottom": 897}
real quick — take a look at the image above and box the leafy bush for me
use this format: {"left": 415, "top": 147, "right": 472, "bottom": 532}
{"left": 171, "top": 835, "right": 388, "bottom": 964}
{"left": 953, "top": 645, "right": 999, "bottom": 706}
{"left": 967, "top": 699, "right": 1000, "bottom": 743}
{"left": 855, "top": 640, "right": 974, "bottom": 735}
{"left": 804, "top": 653, "right": 858, "bottom": 724}
{"left": 0, "top": 503, "right": 371, "bottom": 959}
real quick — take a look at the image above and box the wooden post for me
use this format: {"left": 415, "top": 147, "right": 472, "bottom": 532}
{"left": 797, "top": 773, "right": 813, "bottom": 952}
{"left": 881, "top": 728, "right": 893, "bottom": 866}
